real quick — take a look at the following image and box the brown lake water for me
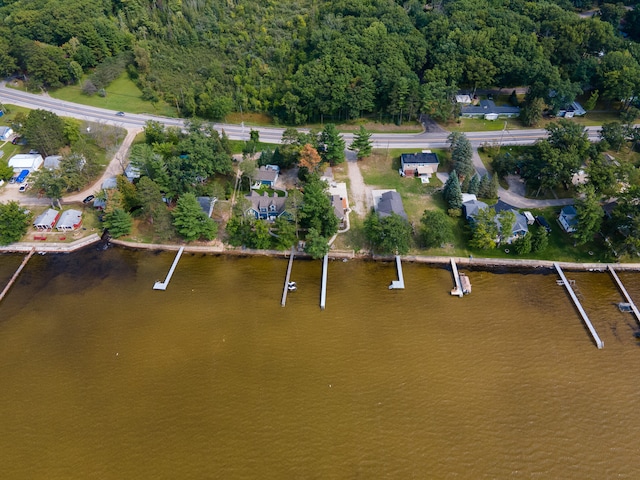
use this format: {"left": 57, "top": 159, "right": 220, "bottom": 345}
{"left": 1, "top": 249, "right": 640, "bottom": 479}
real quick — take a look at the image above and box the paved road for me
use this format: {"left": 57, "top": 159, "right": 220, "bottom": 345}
{"left": 0, "top": 82, "right": 596, "bottom": 209}
{"left": 0, "top": 82, "right": 606, "bottom": 148}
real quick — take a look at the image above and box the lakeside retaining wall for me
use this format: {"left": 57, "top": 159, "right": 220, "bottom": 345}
{"left": 1, "top": 237, "right": 639, "bottom": 272}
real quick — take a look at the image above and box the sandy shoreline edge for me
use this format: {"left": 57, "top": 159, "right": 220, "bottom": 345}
{"left": 1, "top": 235, "right": 639, "bottom": 272}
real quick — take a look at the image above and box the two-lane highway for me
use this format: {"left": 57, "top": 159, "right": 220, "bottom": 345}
{"left": 0, "top": 82, "right": 605, "bottom": 148}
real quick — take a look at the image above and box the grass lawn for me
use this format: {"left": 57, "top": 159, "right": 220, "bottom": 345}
{"left": 227, "top": 140, "right": 276, "bottom": 154}
{"left": 48, "top": 73, "right": 176, "bottom": 116}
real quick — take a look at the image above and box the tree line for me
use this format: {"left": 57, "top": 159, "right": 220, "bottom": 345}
{"left": 1, "top": 0, "right": 639, "bottom": 124}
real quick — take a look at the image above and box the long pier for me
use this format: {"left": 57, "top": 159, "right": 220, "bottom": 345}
{"left": 281, "top": 249, "right": 294, "bottom": 306}
{"left": 389, "top": 255, "right": 405, "bottom": 289}
{"left": 0, "top": 248, "right": 36, "bottom": 303}
{"left": 320, "top": 254, "right": 328, "bottom": 310}
{"left": 554, "top": 262, "right": 604, "bottom": 349}
{"left": 153, "top": 247, "right": 184, "bottom": 290}
{"left": 608, "top": 265, "right": 640, "bottom": 325}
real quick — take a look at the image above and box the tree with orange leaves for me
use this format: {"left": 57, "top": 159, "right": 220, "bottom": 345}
{"left": 298, "top": 143, "right": 322, "bottom": 173}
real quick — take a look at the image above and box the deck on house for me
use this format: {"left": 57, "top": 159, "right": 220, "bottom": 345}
{"left": 554, "top": 262, "right": 603, "bottom": 349}
{"left": 153, "top": 247, "right": 185, "bottom": 291}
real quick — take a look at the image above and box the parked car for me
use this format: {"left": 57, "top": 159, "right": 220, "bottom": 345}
{"left": 115, "top": 111, "right": 125, "bottom": 117}
{"left": 9, "top": 176, "right": 16, "bottom": 184}
{"left": 18, "top": 183, "right": 29, "bottom": 192}
{"left": 16, "top": 169, "right": 29, "bottom": 183}
{"left": 536, "top": 215, "right": 552, "bottom": 233}
{"left": 83, "top": 195, "right": 95, "bottom": 204}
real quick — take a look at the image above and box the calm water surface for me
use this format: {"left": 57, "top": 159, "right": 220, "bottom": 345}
{"left": 1, "top": 249, "right": 640, "bottom": 478}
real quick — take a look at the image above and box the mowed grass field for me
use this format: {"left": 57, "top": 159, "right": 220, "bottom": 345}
{"left": 49, "top": 73, "right": 176, "bottom": 117}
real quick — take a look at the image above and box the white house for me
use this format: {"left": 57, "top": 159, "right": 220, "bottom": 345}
{"left": 0, "top": 126, "right": 13, "bottom": 141}
{"left": 8, "top": 153, "right": 44, "bottom": 173}
{"left": 399, "top": 151, "right": 439, "bottom": 181}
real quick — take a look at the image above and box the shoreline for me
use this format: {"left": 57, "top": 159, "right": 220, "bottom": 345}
{"left": 2, "top": 236, "right": 639, "bottom": 272}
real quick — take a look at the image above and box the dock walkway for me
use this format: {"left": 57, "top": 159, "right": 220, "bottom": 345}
{"left": 389, "top": 255, "right": 405, "bottom": 289}
{"left": 320, "top": 254, "right": 328, "bottom": 309}
{"left": 153, "top": 247, "right": 184, "bottom": 290}
{"left": 281, "top": 249, "right": 295, "bottom": 306}
{"left": 0, "top": 248, "right": 35, "bottom": 303}
{"left": 608, "top": 266, "right": 640, "bottom": 326}
{"left": 554, "top": 262, "right": 604, "bottom": 349}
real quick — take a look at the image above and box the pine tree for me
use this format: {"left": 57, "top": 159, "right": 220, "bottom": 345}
{"left": 447, "top": 173, "right": 463, "bottom": 210}
{"left": 488, "top": 174, "right": 499, "bottom": 199}
{"left": 348, "top": 126, "right": 372, "bottom": 160}
{"left": 468, "top": 174, "right": 481, "bottom": 195}
{"left": 478, "top": 174, "right": 491, "bottom": 198}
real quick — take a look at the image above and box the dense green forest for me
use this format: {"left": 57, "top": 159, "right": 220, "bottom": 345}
{"left": 1, "top": 0, "right": 639, "bottom": 123}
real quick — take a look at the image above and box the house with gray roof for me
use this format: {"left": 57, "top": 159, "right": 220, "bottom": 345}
{"left": 462, "top": 199, "right": 488, "bottom": 220}
{"left": 245, "top": 191, "right": 288, "bottom": 222}
{"left": 33, "top": 209, "right": 61, "bottom": 230}
{"left": 197, "top": 196, "right": 217, "bottom": 218}
{"left": 102, "top": 177, "right": 118, "bottom": 190}
{"left": 377, "top": 191, "right": 407, "bottom": 219}
{"left": 55, "top": 209, "right": 83, "bottom": 231}
{"left": 495, "top": 209, "right": 529, "bottom": 243}
{"left": 253, "top": 165, "right": 279, "bottom": 188}
{"left": 460, "top": 100, "right": 520, "bottom": 120}
{"left": 558, "top": 205, "right": 578, "bottom": 233}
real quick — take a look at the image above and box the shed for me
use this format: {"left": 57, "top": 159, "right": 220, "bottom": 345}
{"left": 102, "top": 177, "right": 118, "bottom": 190}
{"left": 43, "top": 155, "right": 62, "bottom": 170}
{"left": 33, "top": 209, "right": 61, "bottom": 230}
{"left": 55, "top": 209, "right": 83, "bottom": 231}
{"left": 0, "top": 126, "right": 13, "bottom": 140}
{"left": 8, "top": 153, "right": 44, "bottom": 172}
{"left": 124, "top": 164, "right": 141, "bottom": 182}
{"left": 524, "top": 211, "right": 535, "bottom": 225}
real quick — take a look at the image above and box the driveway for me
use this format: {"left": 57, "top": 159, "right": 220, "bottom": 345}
{"left": 470, "top": 147, "right": 573, "bottom": 209}
{"left": 345, "top": 149, "right": 371, "bottom": 216}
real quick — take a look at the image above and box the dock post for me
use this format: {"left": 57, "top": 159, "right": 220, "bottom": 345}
{"left": 320, "top": 254, "right": 328, "bottom": 310}
{"left": 153, "top": 247, "right": 184, "bottom": 290}
{"left": 608, "top": 266, "right": 640, "bottom": 326}
{"left": 554, "top": 262, "right": 604, "bottom": 349}
{"left": 0, "top": 248, "right": 36, "bottom": 303}
{"left": 281, "top": 248, "right": 295, "bottom": 307}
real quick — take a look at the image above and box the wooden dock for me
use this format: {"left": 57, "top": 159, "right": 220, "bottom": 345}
{"left": 554, "top": 262, "right": 604, "bottom": 349}
{"left": 450, "top": 258, "right": 470, "bottom": 297}
{"left": 608, "top": 265, "right": 640, "bottom": 326}
{"left": 153, "top": 247, "right": 184, "bottom": 290}
{"left": 281, "top": 249, "right": 295, "bottom": 306}
{"left": 0, "top": 248, "right": 36, "bottom": 303}
{"left": 389, "top": 255, "right": 405, "bottom": 289}
{"left": 320, "top": 254, "right": 328, "bottom": 310}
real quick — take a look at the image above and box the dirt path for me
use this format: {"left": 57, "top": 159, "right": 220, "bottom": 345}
{"left": 345, "top": 149, "right": 371, "bottom": 216}
{"left": 63, "top": 127, "right": 142, "bottom": 203}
